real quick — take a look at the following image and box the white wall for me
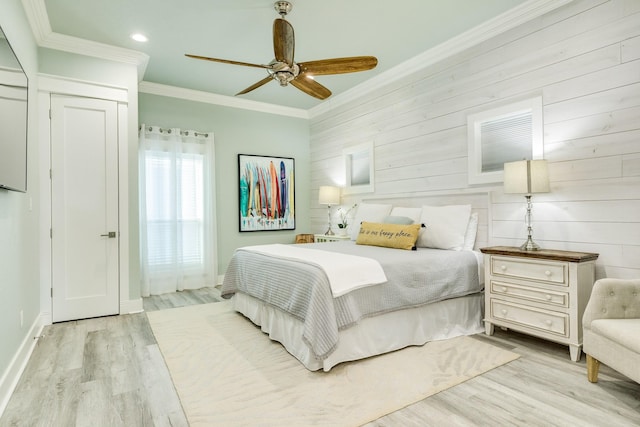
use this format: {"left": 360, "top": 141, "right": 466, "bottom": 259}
{"left": 139, "top": 93, "right": 311, "bottom": 276}
{"left": 309, "top": 0, "right": 640, "bottom": 279}
{"left": 0, "top": 0, "right": 40, "bottom": 413}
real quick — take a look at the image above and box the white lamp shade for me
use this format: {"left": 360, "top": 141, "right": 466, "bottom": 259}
{"left": 318, "top": 185, "right": 341, "bottom": 205}
{"left": 503, "top": 160, "right": 550, "bottom": 194}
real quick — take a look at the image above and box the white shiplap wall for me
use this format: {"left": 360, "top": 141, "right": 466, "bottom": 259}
{"left": 309, "top": 0, "right": 640, "bottom": 279}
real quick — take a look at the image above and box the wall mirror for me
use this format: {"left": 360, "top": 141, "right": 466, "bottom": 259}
{"left": 343, "top": 142, "right": 374, "bottom": 194}
{"left": 467, "top": 96, "right": 543, "bottom": 185}
{"left": 0, "top": 25, "right": 29, "bottom": 192}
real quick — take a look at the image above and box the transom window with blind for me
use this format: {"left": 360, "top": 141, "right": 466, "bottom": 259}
{"left": 139, "top": 125, "right": 217, "bottom": 296}
{"left": 467, "top": 96, "right": 543, "bottom": 184}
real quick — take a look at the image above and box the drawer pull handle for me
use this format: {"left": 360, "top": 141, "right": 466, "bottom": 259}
{"left": 545, "top": 270, "right": 552, "bottom": 276}
{"left": 501, "top": 309, "right": 507, "bottom": 316}
{"left": 545, "top": 320, "right": 552, "bottom": 327}
{"left": 500, "top": 286, "right": 508, "bottom": 293}
{"left": 500, "top": 265, "right": 507, "bottom": 271}
{"left": 545, "top": 294, "right": 552, "bottom": 300}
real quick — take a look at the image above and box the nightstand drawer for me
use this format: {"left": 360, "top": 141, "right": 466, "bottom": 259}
{"left": 490, "top": 299, "right": 568, "bottom": 337}
{"left": 314, "top": 234, "right": 350, "bottom": 243}
{"left": 490, "top": 280, "right": 568, "bottom": 307}
{"left": 491, "top": 256, "right": 567, "bottom": 285}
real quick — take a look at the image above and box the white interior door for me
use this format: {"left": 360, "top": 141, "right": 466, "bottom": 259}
{"left": 51, "top": 95, "right": 119, "bottom": 322}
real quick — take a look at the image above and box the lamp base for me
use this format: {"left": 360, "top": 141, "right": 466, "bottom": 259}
{"left": 519, "top": 236, "right": 541, "bottom": 251}
{"left": 519, "top": 194, "right": 542, "bottom": 251}
{"left": 324, "top": 204, "right": 335, "bottom": 235}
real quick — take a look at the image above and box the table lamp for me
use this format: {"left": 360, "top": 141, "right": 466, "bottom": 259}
{"left": 318, "top": 185, "right": 341, "bottom": 235}
{"left": 503, "top": 159, "right": 549, "bottom": 251}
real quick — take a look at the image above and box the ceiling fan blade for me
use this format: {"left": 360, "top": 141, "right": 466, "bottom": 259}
{"left": 299, "top": 56, "right": 378, "bottom": 75}
{"left": 185, "top": 54, "right": 270, "bottom": 70}
{"left": 291, "top": 75, "right": 332, "bottom": 100}
{"left": 236, "top": 76, "right": 274, "bottom": 95}
{"left": 273, "top": 18, "right": 295, "bottom": 66}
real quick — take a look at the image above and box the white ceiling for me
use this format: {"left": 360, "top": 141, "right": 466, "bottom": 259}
{"left": 34, "top": 0, "right": 536, "bottom": 111}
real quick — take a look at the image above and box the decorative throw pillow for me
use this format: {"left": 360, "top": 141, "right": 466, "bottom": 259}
{"left": 349, "top": 203, "right": 393, "bottom": 240}
{"left": 416, "top": 204, "right": 472, "bottom": 250}
{"left": 356, "top": 221, "right": 422, "bottom": 250}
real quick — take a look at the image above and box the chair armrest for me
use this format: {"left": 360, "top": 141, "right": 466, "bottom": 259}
{"left": 583, "top": 278, "right": 640, "bottom": 329}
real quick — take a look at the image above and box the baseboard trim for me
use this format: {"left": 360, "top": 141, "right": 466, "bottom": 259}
{"left": 0, "top": 313, "right": 47, "bottom": 417}
{"left": 121, "top": 298, "right": 143, "bottom": 314}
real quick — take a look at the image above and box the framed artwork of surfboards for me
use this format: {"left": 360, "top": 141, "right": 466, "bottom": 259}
{"left": 238, "top": 154, "right": 295, "bottom": 232}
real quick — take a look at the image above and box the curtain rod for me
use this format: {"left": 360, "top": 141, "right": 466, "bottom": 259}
{"left": 139, "top": 125, "right": 209, "bottom": 138}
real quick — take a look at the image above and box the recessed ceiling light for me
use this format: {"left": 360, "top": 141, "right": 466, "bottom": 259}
{"left": 130, "top": 33, "right": 148, "bottom": 42}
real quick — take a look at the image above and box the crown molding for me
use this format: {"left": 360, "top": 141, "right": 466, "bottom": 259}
{"left": 21, "top": 0, "right": 572, "bottom": 117}
{"left": 138, "top": 81, "right": 309, "bottom": 119}
{"left": 41, "top": 32, "right": 149, "bottom": 76}
{"left": 308, "top": 0, "right": 573, "bottom": 119}
{"left": 20, "top": 0, "right": 51, "bottom": 43}
{"left": 21, "top": 0, "right": 149, "bottom": 78}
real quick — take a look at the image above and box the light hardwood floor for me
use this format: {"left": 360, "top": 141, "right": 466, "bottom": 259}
{"left": 142, "top": 286, "right": 222, "bottom": 312}
{"left": 2, "top": 288, "right": 639, "bottom": 426}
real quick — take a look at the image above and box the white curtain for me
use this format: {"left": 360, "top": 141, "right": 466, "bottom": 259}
{"left": 139, "top": 125, "right": 217, "bottom": 296}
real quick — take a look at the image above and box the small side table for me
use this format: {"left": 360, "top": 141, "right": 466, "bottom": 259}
{"left": 314, "top": 234, "right": 350, "bottom": 243}
{"left": 480, "top": 246, "right": 598, "bottom": 362}
{"left": 295, "top": 234, "right": 315, "bottom": 244}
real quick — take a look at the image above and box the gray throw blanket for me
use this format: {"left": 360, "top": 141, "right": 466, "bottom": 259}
{"left": 221, "top": 242, "right": 481, "bottom": 361}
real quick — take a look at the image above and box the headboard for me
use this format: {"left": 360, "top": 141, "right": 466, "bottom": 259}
{"left": 357, "top": 191, "right": 491, "bottom": 250}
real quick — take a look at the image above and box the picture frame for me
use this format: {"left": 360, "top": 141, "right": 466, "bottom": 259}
{"left": 343, "top": 142, "right": 374, "bottom": 194}
{"left": 238, "top": 154, "right": 295, "bottom": 232}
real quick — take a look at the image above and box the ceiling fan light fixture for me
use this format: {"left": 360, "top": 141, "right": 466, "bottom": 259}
{"left": 268, "top": 61, "right": 299, "bottom": 86}
{"left": 185, "top": 0, "right": 377, "bottom": 100}
{"left": 275, "top": 71, "right": 293, "bottom": 86}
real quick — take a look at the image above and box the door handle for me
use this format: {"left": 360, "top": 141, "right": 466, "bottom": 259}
{"left": 100, "top": 231, "right": 117, "bottom": 238}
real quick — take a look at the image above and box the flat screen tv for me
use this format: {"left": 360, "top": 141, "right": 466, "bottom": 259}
{"left": 0, "top": 25, "right": 28, "bottom": 193}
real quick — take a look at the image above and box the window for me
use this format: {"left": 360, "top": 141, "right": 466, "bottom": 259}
{"left": 139, "top": 126, "right": 216, "bottom": 296}
{"left": 144, "top": 152, "right": 205, "bottom": 270}
{"left": 467, "top": 97, "right": 543, "bottom": 184}
{"left": 343, "top": 142, "right": 375, "bottom": 194}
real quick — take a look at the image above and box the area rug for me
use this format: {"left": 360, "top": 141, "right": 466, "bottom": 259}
{"left": 147, "top": 301, "right": 519, "bottom": 427}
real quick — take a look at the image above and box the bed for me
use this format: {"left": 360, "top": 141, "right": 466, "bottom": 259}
{"left": 221, "top": 192, "right": 489, "bottom": 371}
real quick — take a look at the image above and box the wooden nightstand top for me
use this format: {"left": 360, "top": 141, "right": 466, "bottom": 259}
{"left": 480, "top": 246, "right": 599, "bottom": 263}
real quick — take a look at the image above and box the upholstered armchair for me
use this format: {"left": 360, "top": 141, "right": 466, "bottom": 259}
{"left": 582, "top": 278, "right": 640, "bottom": 383}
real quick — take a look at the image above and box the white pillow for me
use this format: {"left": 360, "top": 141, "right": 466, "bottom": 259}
{"left": 389, "top": 207, "right": 422, "bottom": 224}
{"left": 417, "top": 205, "right": 472, "bottom": 250}
{"left": 462, "top": 212, "right": 479, "bottom": 251}
{"left": 349, "top": 203, "right": 393, "bottom": 240}
{"left": 383, "top": 215, "right": 415, "bottom": 225}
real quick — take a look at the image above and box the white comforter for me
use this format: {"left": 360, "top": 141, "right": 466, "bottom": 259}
{"left": 238, "top": 244, "right": 387, "bottom": 297}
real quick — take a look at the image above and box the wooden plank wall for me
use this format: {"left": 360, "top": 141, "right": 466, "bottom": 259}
{"left": 309, "top": 0, "right": 640, "bottom": 279}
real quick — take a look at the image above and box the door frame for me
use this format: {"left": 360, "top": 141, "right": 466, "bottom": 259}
{"left": 37, "top": 75, "right": 134, "bottom": 324}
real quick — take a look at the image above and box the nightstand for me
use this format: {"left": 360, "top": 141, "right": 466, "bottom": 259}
{"left": 480, "top": 246, "right": 598, "bottom": 362}
{"left": 314, "top": 234, "right": 350, "bottom": 243}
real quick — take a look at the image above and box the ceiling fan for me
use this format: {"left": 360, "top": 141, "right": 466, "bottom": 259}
{"left": 185, "top": 1, "right": 378, "bottom": 100}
